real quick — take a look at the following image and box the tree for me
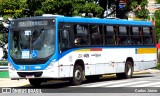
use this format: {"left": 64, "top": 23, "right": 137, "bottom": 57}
{"left": 82, "top": 1, "right": 103, "bottom": 17}
{"left": 41, "top": 0, "right": 73, "bottom": 16}
{"left": 0, "top": 0, "right": 26, "bottom": 18}
{"left": 41, "top": 0, "right": 103, "bottom": 17}
{"left": 98, "top": 0, "right": 120, "bottom": 18}
{"left": 154, "top": 0, "right": 160, "bottom": 62}
{"left": 156, "top": 0, "right": 160, "bottom": 3}
{"left": 126, "top": 0, "right": 149, "bottom": 20}
{"left": 154, "top": 7, "right": 160, "bottom": 42}
{"left": 26, "top": 0, "right": 45, "bottom": 16}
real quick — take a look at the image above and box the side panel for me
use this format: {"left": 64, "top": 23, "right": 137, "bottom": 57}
{"left": 58, "top": 47, "right": 156, "bottom": 78}
{"left": 138, "top": 48, "right": 157, "bottom": 70}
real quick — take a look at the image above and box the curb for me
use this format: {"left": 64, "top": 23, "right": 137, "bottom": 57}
{"left": 133, "top": 69, "right": 160, "bottom": 75}
{"left": 102, "top": 69, "right": 160, "bottom": 78}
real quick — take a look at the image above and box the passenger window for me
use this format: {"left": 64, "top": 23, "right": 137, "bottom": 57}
{"left": 131, "top": 27, "right": 143, "bottom": 45}
{"left": 118, "top": 26, "right": 130, "bottom": 45}
{"left": 89, "top": 25, "right": 102, "bottom": 45}
{"left": 143, "top": 27, "right": 153, "bottom": 45}
{"left": 74, "top": 24, "right": 89, "bottom": 45}
{"left": 105, "top": 26, "right": 116, "bottom": 45}
{"left": 60, "top": 30, "right": 70, "bottom": 49}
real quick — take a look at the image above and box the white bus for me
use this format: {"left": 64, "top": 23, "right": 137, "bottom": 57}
{"left": 8, "top": 15, "right": 157, "bottom": 86}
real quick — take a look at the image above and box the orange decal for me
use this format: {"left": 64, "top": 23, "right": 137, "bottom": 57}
{"left": 90, "top": 48, "right": 102, "bottom": 51}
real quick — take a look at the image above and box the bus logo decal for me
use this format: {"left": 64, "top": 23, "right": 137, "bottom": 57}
{"left": 91, "top": 53, "right": 101, "bottom": 58}
{"left": 34, "top": 66, "right": 41, "bottom": 70}
{"left": 18, "top": 66, "right": 26, "bottom": 70}
{"left": 78, "top": 54, "right": 82, "bottom": 58}
{"left": 84, "top": 54, "right": 89, "bottom": 58}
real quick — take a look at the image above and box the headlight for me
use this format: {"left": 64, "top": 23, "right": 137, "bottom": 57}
{"left": 45, "top": 60, "right": 56, "bottom": 70}
{"left": 8, "top": 62, "right": 15, "bottom": 71}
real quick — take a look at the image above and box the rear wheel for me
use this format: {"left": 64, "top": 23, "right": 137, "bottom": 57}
{"left": 116, "top": 61, "right": 133, "bottom": 79}
{"left": 29, "top": 79, "right": 42, "bottom": 87}
{"left": 70, "top": 65, "right": 84, "bottom": 86}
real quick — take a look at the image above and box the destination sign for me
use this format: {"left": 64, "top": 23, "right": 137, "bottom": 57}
{"left": 18, "top": 21, "right": 48, "bottom": 27}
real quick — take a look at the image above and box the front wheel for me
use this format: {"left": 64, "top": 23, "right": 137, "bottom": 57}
{"left": 116, "top": 61, "right": 133, "bottom": 79}
{"left": 70, "top": 65, "right": 84, "bottom": 86}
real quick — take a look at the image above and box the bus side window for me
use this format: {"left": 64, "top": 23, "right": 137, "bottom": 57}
{"left": 59, "top": 30, "right": 70, "bottom": 51}
{"left": 118, "top": 26, "right": 130, "bottom": 45}
{"left": 143, "top": 27, "right": 153, "bottom": 45}
{"left": 74, "top": 24, "right": 88, "bottom": 45}
{"left": 90, "top": 25, "right": 101, "bottom": 45}
{"left": 105, "top": 26, "right": 116, "bottom": 45}
{"left": 131, "top": 27, "right": 142, "bottom": 45}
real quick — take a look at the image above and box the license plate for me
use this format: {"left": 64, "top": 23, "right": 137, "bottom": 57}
{"left": 26, "top": 75, "right": 35, "bottom": 78}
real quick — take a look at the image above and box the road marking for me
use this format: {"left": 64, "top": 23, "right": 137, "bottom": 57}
{"left": 76, "top": 80, "right": 135, "bottom": 87}
{"left": 132, "top": 82, "right": 160, "bottom": 87}
{"left": 152, "top": 85, "right": 160, "bottom": 87}
{"left": 106, "top": 81, "right": 150, "bottom": 87}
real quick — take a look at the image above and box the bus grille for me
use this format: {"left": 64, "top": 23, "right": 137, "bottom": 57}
{"left": 17, "top": 72, "right": 43, "bottom": 77}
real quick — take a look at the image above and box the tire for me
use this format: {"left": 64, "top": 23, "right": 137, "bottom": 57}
{"left": 29, "top": 79, "right": 42, "bottom": 87}
{"left": 70, "top": 65, "right": 84, "bottom": 86}
{"left": 116, "top": 61, "right": 133, "bottom": 79}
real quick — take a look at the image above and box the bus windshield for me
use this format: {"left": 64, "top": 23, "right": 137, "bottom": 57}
{"left": 10, "top": 27, "right": 55, "bottom": 59}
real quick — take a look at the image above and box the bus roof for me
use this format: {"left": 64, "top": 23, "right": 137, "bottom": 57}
{"left": 57, "top": 16, "right": 152, "bottom": 26}
{"left": 12, "top": 15, "right": 152, "bottom": 26}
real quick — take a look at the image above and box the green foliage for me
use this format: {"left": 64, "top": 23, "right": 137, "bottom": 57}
{"left": 0, "top": 0, "right": 151, "bottom": 46}
{"left": 135, "top": 9, "right": 149, "bottom": 20}
{"left": 72, "top": 0, "right": 86, "bottom": 16}
{"left": 156, "top": 63, "right": 160, "bottom": 69}
{"left": 156, "top": 0, "right": 160, "bottom": 3}
{"left": 0, "top": 0, "right": 103, "bottom": 46}
{"left": 41, "top": 0, "right": 73, "bottom": 16}
{"left": 128, "top": 0, "right": 138, "bottom": 10}
{"left": 0, "top": 0, "right": 26, "bottom": 18}
{"left": 154, "top": 10, "right": 160, "bottom": 20}
{"left": 126, "top": 0, "right": 149, "bottom": 20}
{"left": 0, "top": 60, "right": 8, "bottom": 66}
{"left": 83, "top": 2, "right": 103, "bottom": 17}
{"left": 26, "top": 0, "right": 45, "bottom": 16}
{"left": 154, "top": 10, "right": 160, "bottom": 41}
{"left": 41, "top": 0, "right": 102, "bottom": 17}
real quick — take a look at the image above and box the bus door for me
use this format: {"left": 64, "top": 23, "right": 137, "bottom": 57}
{"left": 58, "top": 23, "right": 74, "bottom": 77}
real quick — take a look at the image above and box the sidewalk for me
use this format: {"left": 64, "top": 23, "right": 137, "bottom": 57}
{"left": 0, "top": 78, "right": 29, "bottom": 87}
{"left": 133, "top": 69, "right": 160, "bottom": 74}
{"left": 0, "top": 69, "right": 160, "bottom": 87}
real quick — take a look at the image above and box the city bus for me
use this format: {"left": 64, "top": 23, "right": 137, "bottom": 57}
{"left": 8, "top": 14, "right": 157, "bottom": 86}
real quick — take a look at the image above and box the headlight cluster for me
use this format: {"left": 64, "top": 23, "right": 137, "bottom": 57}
{"left": 45, "top": 60, "right": 56, "bottom": 70}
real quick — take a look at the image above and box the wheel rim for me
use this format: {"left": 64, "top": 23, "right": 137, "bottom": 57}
{"left": 75, "top": 70, "right": 82, "bottom": 81}
{"left": 127, "top": 64, "right": 132, "bottom": 76}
